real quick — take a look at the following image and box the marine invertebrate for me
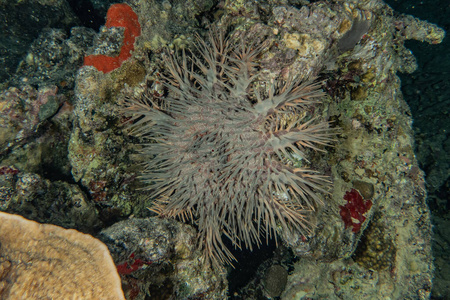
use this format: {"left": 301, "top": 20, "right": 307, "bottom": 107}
{"left": 84, "top": 3, "right": 141, "bottom": 73}
{"left": 0, "top": 166, "right": 19, "bottom": 175}
{"left": 116, "top": 253, "right": 152, "bottom": 275}
{"left": 124, "top": 28, "right": 335, "bottom": 266}
{"left": 0, "top": 211, "right": 124, "bottom": 299}
{"left": 339, "top": 188, "right": 372, "bottom": 232}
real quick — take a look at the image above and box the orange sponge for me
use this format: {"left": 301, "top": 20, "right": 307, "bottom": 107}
{"left": 84, "top": 3, "right": 141, "bottom": 73}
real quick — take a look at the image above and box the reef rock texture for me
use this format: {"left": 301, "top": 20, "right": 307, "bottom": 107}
{"left": 0, "top": 0, "right": 79, "bottom": 85}
{"left": 100, "top": 217, "right": 228, "bottom": 299}
{"left": 0, "top": 85, "right": 69, "bottom": 169}
{"left": 10, "top": 27, "right": 95, "bottom": 90}
{"left": 257, "top": 0, "right": 442, "bottom": 299}
{"left": 0, "top": 170, "right": 101, "bottom": 232}
{"left": 0, "top": 211, "right": 124, "bottom": 299}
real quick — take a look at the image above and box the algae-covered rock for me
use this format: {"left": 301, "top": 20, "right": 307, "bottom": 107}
{"left": 2, "top": 171, "right": 101, "bottom": 232}
{"left": 263, "top": 265, "right": 288, "bottom": 298}
{"left": 100, "top": 217, "right": 228, "bottom": 299}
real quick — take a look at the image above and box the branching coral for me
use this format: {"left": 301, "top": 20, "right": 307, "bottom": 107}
{"left": 123, "top": 27, "right": 336, "bottom": 266}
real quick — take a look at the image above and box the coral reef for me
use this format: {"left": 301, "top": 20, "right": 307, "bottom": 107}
{"left": 100, "top": 217, "right": 228, "bottom": 299}
{"left": 68, "top": 66, "right": 141, "bottom": 222}
{"left": 0, "top": 170, "right": 100, "bottom": 232}
{"left": 0, "top": 85, "right": 64, "bottom": 144}
{"left": 0, "top": 211, "right": 124, "bottom": 299}
{"left": 0, "top": 0, "right": 78, "bottom": 85}
{"left": 0, "top": 0, "right": 445, "bottom": 298}
{"left": 0, "top": 84, "right": 74, "bottom": 177}
{"left": 11, "top": 27, "right": 95, "bottom": 90}
{"left": 388, "top": 2, "right": 450, "bottom": 295}
{"left": 268, "top": 0, "right": 441, "bottom": 298}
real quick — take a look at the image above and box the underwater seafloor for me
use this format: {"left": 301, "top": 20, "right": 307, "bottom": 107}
{"left": 0, "top": 0, "right": 448, "bottom": 299}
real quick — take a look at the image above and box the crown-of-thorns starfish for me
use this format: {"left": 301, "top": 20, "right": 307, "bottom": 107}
{"left": 123, "top": 27, "right": 336, "bottom": 267}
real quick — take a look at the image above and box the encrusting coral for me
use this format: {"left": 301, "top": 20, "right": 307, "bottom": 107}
{"left": 123, "top": 27, "right": 336, "bottom": 266}
{"left": 0, "top": 211, "right": 124, "bottom": 299}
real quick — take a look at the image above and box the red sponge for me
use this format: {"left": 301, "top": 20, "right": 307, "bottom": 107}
{"left": 84, "top": 3, "right": 141, "bottom": 73}
{"left": 339, "top": 189, "right": 372, "bottom": 233}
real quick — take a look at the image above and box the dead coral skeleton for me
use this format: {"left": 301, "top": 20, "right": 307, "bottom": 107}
{"left": 123, "top": 27, "right": 336, "bottom": 266}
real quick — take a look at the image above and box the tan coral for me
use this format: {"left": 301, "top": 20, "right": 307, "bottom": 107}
{"left": 0, "top": 211, "right": 124, "bottom": 299}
